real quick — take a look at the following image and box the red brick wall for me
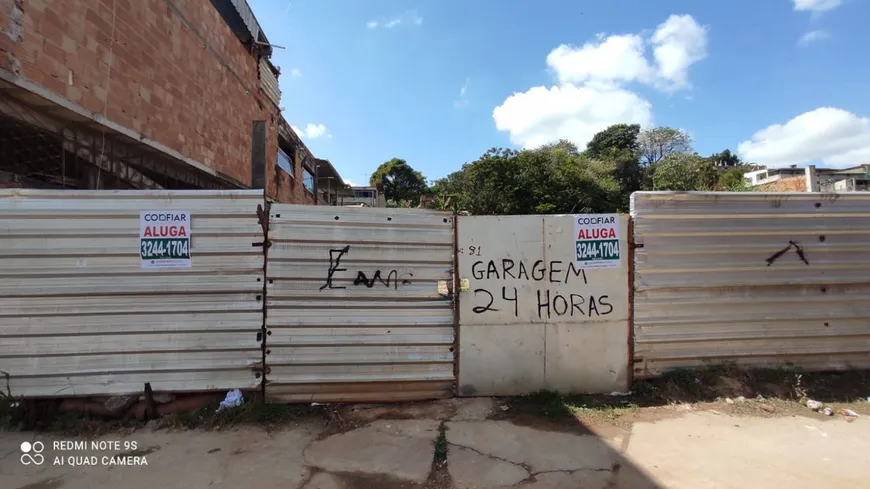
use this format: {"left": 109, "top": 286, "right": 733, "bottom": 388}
{"left": 266, "top": 142, "right": 314, "bottom": 205}
{"left": 758, "top": 177, "right": 807, "bottom": 192}
{"left": 0, "top": 0, "right": 303, "bottom": 202}
{"left": 268, "top": 153, "right": 316, "bottom": 205}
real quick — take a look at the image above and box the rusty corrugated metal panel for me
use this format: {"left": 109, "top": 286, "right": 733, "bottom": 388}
{"left": 631, "top": 191, "right": 870, "bottom": 378}
{"left": 259, "top": 58, "right": 281, "bottom": 107}
{"left": 0, "top": 189, "right": 265, "bottom": 397}
{"left": 265, "top": 204, "right": 455, "bottom": 402}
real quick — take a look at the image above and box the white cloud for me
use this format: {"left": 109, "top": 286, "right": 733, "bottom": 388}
{"left": 650, "top": 14, "right": 709, "bottom": 91}
{"left": 798, "top": 30, "right": 829, "bottom": 45}
{"left": 493, "top": 14, "right": 706, "bottom": 150}
{"left": 793, "top": 0, "right": 842, "bottom": 13}
{"left": 544, "top": 15, "right": 707, "bottom": 92}
{"left": 304, "top": 123, "right": 329, "bottom": 139}
{"left": 366, "top": 11, "right": 422, "bottom": 29}
{"left": 289, "top": 68, "right": 302, "bottom": 77}
{"left": 493, "top": 84, "right": 653, "bottom": 149}
{"left": 737, "top": 107, "right": 870, "bottom": 168}
{"left": 344, "top": 179, "right": 356, "bottom": 186}
{"left": 546, "top": 34, "right": 652, "bottom": 86}
{"left": 291, "top": 123, "right": 332, "bottom": 140}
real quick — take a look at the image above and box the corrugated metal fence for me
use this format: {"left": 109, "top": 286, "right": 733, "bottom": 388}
{"left": 6, "top": 188, "right": 870, "bottom": 400}
{"left": 631, "top": 192, "right": 870, "bottom": 378}
{"left": 264, "top": 204, "right": 456, "bottom": 402}
{"left": 0, "top": 190, "right": 265, "bottom": 397}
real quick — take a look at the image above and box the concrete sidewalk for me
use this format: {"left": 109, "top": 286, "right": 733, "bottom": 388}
{"left": 2, "top": 398, "right": 869, "bottom": 489}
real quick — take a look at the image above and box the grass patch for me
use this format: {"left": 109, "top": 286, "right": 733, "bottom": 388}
{"left": 504, "top": 367, "right": 870, "bottom": 424}
{"left": 424, "top": 422, "right": 453, "bottom": 489}
{"left": 507, "top": 390, "right": 639, "bottom": 423}
{"left": 634, "top": 365, "right": 870, "bottom": 406}
{"left": 433, "top": 423, "right": 448, "bottom": 463}
{"left": 0, "top": 392, "right": 15, "bottom": 428}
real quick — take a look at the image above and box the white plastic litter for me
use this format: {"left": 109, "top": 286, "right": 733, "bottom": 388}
{"left": 216, "top": 389, "right": 244, "bottom": 413}
{"left": 608, "top": 391, "right": 632, "bottom": 397}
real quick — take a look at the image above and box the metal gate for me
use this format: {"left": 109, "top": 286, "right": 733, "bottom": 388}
{"left": 264, "top": 204, "right": 456, "bottom": 402}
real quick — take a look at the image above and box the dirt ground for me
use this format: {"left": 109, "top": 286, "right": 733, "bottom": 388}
{"left": 1, "top": 368, "right": 869, "bottom": 489}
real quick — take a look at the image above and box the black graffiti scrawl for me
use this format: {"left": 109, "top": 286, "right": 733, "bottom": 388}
{"left": 354, "top": 270, "right": 413, "bottom": 289}
{"left": 765, "top": 240, "right": 810, "bottom": 266}
{"left": 319, "top": 245, "right": 413, "bottom": 291}
{"left": 319, "top": 245, "right": 350, "bottom": 290}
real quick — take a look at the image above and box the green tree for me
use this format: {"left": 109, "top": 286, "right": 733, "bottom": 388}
{"left": 707, "top": 149, "right": 742, "bottom": 168}
{"left": 652, "top": 153, "right": 718, "bottom": 191}
{"left": 585, "top": 124, "right": 640, "bottom": 159}
{"left": 369, "top": 158, "right": 427, "bottom": 205}
{"left": 430, "top": 145, "right": 621, "bottom": 215}
{"left": 716, "top": 166, "right": 749, "bottom": 191}
{"left": 638, "top": 127, "right": 693, "bottom": 166}
{"left": 582, "top": 124, "right": 648, "bottom": 211}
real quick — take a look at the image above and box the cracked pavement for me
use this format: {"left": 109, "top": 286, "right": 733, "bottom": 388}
{"left": 1, "top": 397, "right": 869, "bottom": 489}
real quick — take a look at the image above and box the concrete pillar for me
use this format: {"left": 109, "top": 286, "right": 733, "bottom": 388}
{"left": 805, "top": 165, "right": 820, "bottom": 192}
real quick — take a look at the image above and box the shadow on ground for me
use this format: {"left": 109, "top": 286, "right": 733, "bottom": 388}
{"left": 3, "top": 367, "right": 869, "bottom": 489}
{"left": 504, "top": 367, "right": 870, "bottom": 427}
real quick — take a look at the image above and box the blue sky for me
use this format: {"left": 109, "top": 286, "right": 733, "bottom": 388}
{"left": 249, "top": 0, "right": 870, "bottom": 184}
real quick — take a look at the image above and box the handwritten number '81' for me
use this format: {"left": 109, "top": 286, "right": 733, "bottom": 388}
{"left": 458, "top": 246, "right": 482, "bottom": 256}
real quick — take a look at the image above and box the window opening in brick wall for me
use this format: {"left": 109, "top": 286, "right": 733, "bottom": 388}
{"left": 277, "top": 147, "right": 293, "bottom": 177}
{"left": 303, "top": 166, "right": 315, "bottom": 193}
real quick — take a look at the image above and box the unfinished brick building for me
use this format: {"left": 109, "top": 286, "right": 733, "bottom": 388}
{"left": 0, "top": 0, "right": 346, "bottom": 203}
